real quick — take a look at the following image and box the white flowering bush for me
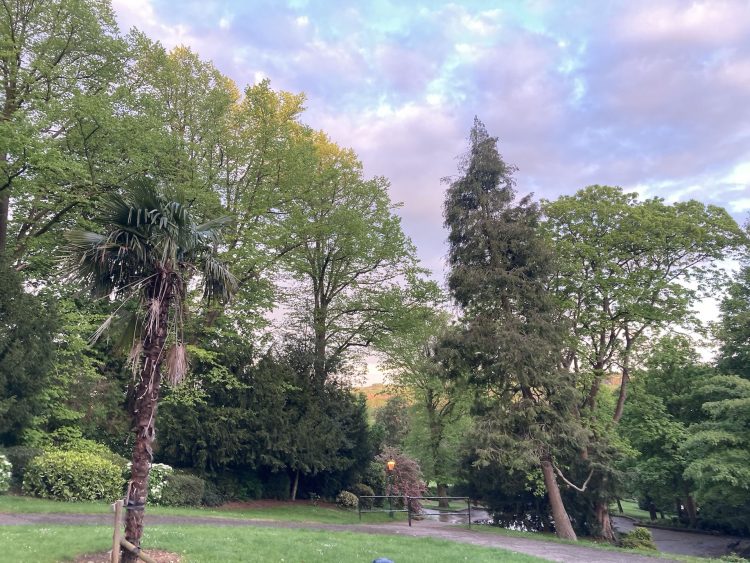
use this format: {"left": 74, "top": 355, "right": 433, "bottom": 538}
{"left": 148, "top": 463, "right": 173, "bottom": 503}
{"left": 126, "top": 462, "right": 174, "bottom": 504}
{"left": 0, "top": 454, "right": 12, "bottom": 494}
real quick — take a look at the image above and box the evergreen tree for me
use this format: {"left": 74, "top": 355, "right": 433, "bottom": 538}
{"left": 0, "top": 262, "right": 57, "bottom": 444}
{"left": 443, "top": 118, "right": 583, "bottom": 540}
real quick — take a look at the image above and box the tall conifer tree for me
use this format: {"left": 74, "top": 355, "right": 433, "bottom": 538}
{"left": 443, "top": 118, "right": 582, "bottom": 540}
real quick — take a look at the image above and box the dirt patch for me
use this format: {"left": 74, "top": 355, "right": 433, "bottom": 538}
{"left": 218, "top": 499, "right": 338, "bottom": 510}
{"left": 74, "top": 549, "right": 181, "bottom": 563}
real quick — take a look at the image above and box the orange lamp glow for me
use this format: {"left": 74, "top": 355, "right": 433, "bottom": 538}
{"left": 386, "top": 459, "right": 396, "bottom": 472}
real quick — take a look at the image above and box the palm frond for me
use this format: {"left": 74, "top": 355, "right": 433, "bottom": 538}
{"left": 202, "top": 253, "right": 238, "bottom": 303}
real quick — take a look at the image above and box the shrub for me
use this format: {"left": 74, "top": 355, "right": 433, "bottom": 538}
{"left": 376, "top": 446, "right": 428, "bottom": 513}
{"left": 23, "top": 450, "right": 124, "bottom": 501}
{"left": 620, "top": 526, "right": 658, "bottom": 551}
{"left": 147, "top": 463, "right": 173, "bottom": 504}
{"left": 201, "top": 480, "right": 225, "bottom": 507}
{"left": 159, "top": 473, "right": 205, "bottom": 506}
{"left": 49, "top": 431, "right": 129, "bottom": 470}
{"left": 2, "top": 446, "right": 43, "bottom": 485}
{"left": 0, "top": 454, "right": 11, "bottom": 493}
{"left": 336, "top": 490, "right": 359, "bottom": 510}
{"left": 349, "top": 483, "right": 375, "bottom": 509}
{"left": 213, "top": 470, "right": 263, "bottom": 500}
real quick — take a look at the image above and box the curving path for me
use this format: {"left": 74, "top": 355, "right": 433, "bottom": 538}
{"left": 0, "top": 511, "right": 677, "bottom": 563}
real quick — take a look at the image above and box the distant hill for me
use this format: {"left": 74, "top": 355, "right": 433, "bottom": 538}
{"left": 354, "top": 383, "right": 396, "bottom": 411}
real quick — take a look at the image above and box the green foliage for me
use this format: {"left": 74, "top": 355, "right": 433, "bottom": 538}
{"left": 336, "top": 490, "right": 359, "bottom": 510}
{"left": 159, "top": 473, "right": 206, "bottom": 507}
{"left": 23, "top": 450, "right": 124, "bottom": 501}
{"left": 717, "top": 265, "right": 750, "bottom": 379}
{"left": 144, "top": 463, "right": 174, "bottom": 504}
{"left": 619, "top": 527, "right": 657, "bottom": 551}
{"left": 264, "top": 472, "right": 291, "bottom": 501}
{"left": 0, "top": 454, "right": 11, "bottom": 493}
{"left": 349, "top": 483, "right": 375, "bottom": 509}
{"left": 443, "top": 118, "right": 583, "bottom": 536}
{"left": 0, "top": 263, "right": 57, "bottom": 445}
{"left": 1, "top": 446, "right": 43, "bottom": 485}
{"left": 682, "top": 375, "right": 750, "bottom": 535}
{"left": 374, "top": 396, "right": 411, "bottom": 448}
{"left": 158, "top": 344, "right": 375, "bottom": 501}
{"left": 280, "top": 130, "right": 435, "bottom": 382}
{"left": 200, "top": 481, "right": 225, "bottom": 507}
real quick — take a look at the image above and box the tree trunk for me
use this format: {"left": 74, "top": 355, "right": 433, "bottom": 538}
{"left": 0, "top": 190, "right": 8, "bottom": 255}
{"left": 122, "top": 282, "right": 171, "bottom": 563}
{"left": 437, "top": 483, "right": 449, "bottom": 508}
{"left": 291, "top": 469, "right": 299, "bottom": 501}
{"left": 613, "top": 327, "right": 634, "bottom": 423}
{"left": 685, "top": 493, "right": 697, "bottom": 527}
{"left": 540, "top": 460, "right": 577, "bottom": 541}
{"left": 616, "top": 498, "right": 623, "bottom": 514}
{"left": 595, "top": 501, "right": 616, "bottom": 542}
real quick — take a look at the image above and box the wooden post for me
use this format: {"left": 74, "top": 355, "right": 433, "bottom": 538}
{"left": 111, "top": 500, "right": 123, "bottom": 563}
{"left": 120, "top": 538, "right": 157, "bottom": 563}
{"left": 467, "top": 497, "right": 471, "bottom": 529}
{"left": 407, "top": 496, "right": 411, "bottom": 527}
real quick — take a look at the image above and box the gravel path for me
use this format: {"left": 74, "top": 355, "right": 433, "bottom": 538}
{"left": 0, "top": 511, "right": 678, "bottom": 563}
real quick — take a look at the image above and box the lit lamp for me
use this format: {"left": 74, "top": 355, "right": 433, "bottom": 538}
{"left": 386, "top": 459, "right": 396, "bottom": 517}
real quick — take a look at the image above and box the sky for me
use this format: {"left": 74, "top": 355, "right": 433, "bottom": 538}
{"left": 112, "top": 0, "right": 750, "bottom": 278}
{"left": 111, "top": 1, "right": 749, "bottom": 381}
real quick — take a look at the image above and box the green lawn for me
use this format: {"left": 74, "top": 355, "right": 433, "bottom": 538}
{"left": 0, "top": 495, "right": 402, "bottom": 524}
{"left": 0, "top": 524, "right": 545, "bottom": 563}
{"left": 612, "top": 499, "right": 672, "bottom": 522}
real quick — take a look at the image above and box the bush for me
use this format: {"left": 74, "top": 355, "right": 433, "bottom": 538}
{"left": 0, "top": 454, "right": 11, "bottom": 493}
{"left": 159, "top": 473, "right": 205, "bottom": 506}
{"left": 49, "top": 430, "right": 129, "bottom": 470}
{"left": 144, "top": 463, "right": 173, "bottom": 504}
{"left": 213, "top": 471, "right": 263, "bottom": 500}
{"left": 336, "top": 490, "right": 359, "bottom": 510}
{"left": 23, "top": 450, "right": 124, "bottom": 501}
{"left": 2, "top": 446, "right": 43, "bottom": 485}
{"left": 201, "top": 480, "right": 225, "bottom": 507}
{"left": 620, "top": 526, "right": 658, "bottom": 551}
{"left": 349, "top": 483, "right": 375, "bottom": 509}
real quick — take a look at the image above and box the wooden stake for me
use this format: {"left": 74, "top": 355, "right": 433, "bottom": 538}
{"left": 111, "top": 500, "right": 123, "bottom": 563}
{"left": 120, "top": 538, "right": 157, "bottom": 563}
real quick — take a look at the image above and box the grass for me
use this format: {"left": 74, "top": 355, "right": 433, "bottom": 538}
{"left": 0, "top": 495, "right": 404, "bottom": 525}
{"left": 0, "top": 524, "right": 545, "bottom": 563}
{"left": 613, "top": 499, "right": 662, "bottom": 521}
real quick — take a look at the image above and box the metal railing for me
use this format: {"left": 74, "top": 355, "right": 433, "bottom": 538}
{"left": 358, "top": 495, "right": 472, "bottom": 527}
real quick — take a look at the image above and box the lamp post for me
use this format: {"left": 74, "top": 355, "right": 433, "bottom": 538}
{"left": 386, "top": 459, "right": 396, "bottom": 518}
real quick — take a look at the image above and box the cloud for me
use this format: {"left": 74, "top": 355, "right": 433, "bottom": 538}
{"left": 110, "top": 0, "right": 750, "bottom": 285}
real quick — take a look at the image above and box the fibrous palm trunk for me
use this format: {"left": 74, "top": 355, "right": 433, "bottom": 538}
{"left": 122, "top": 279, "right": 172, "bottom": 563}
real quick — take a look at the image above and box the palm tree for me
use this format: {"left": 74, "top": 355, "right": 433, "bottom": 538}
{"left": 65, "top": 181, "right": 236, "bottom": 561}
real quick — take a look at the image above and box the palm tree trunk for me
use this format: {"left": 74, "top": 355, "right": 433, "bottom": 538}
{"left": 122, "top": 283, "right": 171, "bottom": 563}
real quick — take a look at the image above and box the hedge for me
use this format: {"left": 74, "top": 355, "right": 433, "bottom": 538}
{"left": 159, "top": 473, "right": 205, "bottom": 506}
{"left": 23, "top": 450, "right": 124, "bottom": 502}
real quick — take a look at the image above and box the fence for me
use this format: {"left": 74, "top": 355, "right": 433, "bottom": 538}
{"left": 358, "top": 495, "right": 472, "bottom": 528}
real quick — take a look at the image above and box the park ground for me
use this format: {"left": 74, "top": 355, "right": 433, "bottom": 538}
{"left": 1, "top": 496, "right": 746, "bottom": 563}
